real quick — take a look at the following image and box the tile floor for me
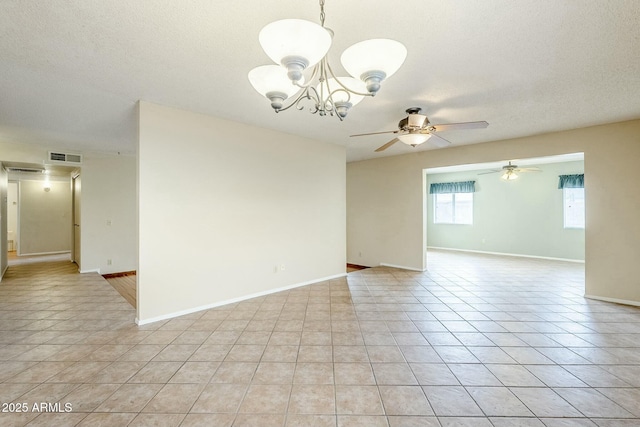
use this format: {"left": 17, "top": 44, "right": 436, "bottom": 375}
{"left": 1, "top": 250, "right": 639, "bottom": 426}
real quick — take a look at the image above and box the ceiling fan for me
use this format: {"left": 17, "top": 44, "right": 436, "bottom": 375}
{"left": 350, "top": 107, "right": 489, "bottom": 152}
{"left": 478, "top": 161, "right": 542, "bottom": 180}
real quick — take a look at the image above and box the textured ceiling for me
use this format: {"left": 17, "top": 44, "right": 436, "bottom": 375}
{"left": 1, "top": 1, "right": 639, "bottom": 162}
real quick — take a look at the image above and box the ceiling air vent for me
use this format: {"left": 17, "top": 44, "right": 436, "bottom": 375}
{"left": 48, "top": 151, "right": 83, "bottom": 165}
{"left": 7, "top": 167, "right": 44, "bottom": 173}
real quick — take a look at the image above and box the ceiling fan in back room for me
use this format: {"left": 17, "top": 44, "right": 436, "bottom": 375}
{"left": 478, "top": 161, "right": 542, "bottom": 180}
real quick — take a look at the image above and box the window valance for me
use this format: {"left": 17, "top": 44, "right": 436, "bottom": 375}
{"left": 558, "top": 174, "right": 584, "bottom": 189}
{"left": 429, "top": 180, "right": 476, "bottom": 194}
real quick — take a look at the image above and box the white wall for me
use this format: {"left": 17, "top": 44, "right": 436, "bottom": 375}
{"left": 347, "top": 119, "right": 640, "bottom": 305}
{"left": 0, "top": 141, "right": 138, "bottom": 275}
{"left": 138, "top": 102, "right": 346, "bottom": 323}
{"left": 18, "top": 180, "right": 72, "bottom": 255}
{"left": 427, "top": 160, "right": 585, "bottom": 260}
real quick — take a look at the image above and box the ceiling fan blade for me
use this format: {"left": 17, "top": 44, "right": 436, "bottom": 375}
{"left": 350, "top": 130, "right": 398, "bottom": 137}
{"left": 375, "top": 138, "right": 399, "bottom": 152}
{"left": 477, "top": 169, "right": 502, "bottom": 175}
{"left": 430, "top": 121, "right": 489, "bottom": 132}
{"left": 516, "top": 167, "right": 542, "bottom": 172}
{"left": 429, "top": 133, "right": 452, "bottom": 148}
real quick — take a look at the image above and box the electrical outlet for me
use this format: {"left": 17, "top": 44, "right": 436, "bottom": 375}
{"left": 280, "top": 264, "right": 285, "bottom": 271}
{"left": 107, "top": 259, "right": 112, "bottom": 265}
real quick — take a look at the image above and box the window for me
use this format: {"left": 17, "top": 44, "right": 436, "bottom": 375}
{"left": 429, "top": 181, "right": 475, "bottom": 225}
{"left": 563, "top": 187, "right": 585, "bottom": 228}
{"left": 558, "top": 173, "right": 585, "bottom": 229}
{"left": 434, "top": 192, "right": 473, "bottom": 224}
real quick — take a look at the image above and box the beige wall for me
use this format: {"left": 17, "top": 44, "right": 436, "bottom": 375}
{"left": 347, "top": 155, "right": 426, "bottom": 270}
{"left": 137, "top": 102, "right": 346, "bottom": 323}
{"left": 0, "top": 164, "right": 7, "bottom": 278}
{"left": 347, "top": 119, "right": 640, "bottom": 304}
{"left": 80, "top": 153, "right": 137, "bottom": 274}
{"left": 19, "top": 180, "right": 72, "bottom": 255}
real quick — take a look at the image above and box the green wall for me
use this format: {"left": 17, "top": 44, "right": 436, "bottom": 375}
{"left": 426, "top": 160, "right": 585, "bottom": 261}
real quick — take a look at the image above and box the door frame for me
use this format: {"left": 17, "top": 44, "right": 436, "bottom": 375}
{"left": 71, "top": 172, "right": 81, "bottom": 268}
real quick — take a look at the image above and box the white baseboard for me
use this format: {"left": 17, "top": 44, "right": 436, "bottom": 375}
{"left": 80, "top": 268, "right": 101, "bottom": 274}
{"left": 584, "top": 294, "right": 640, "bottom": 307}
{"left": 427, "top": 246, "right": 585, "bottom": 263}
{"left": 18, "top": 250, "right": 71, "bottom": 257}
{"left": 380, "top": 263, "right": 426, "bottom": 272}
{"left": 136, "top": 272, "right": 348, "bottom": 326}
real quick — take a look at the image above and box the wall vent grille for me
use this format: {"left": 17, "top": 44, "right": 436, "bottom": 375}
{"left": 48, "top": 151, "right": 83, "bottom": 164}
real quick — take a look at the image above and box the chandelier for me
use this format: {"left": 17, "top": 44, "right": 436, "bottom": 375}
{"left": 248, "top": 0, "right": 407, "bottom": 120}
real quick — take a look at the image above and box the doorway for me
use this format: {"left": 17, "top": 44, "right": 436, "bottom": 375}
{"left": 7, "top": 181, "right": 18, "bottom": 256}
{"left": 424, "top": 153, "right": 585, "bottom": 273}
{"left": 1, "top": 163, "right": 79, "bottom": 280}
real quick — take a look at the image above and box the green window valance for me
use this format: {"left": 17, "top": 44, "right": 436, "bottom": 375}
{"left": 558, "top": 174, "right": 584, "bottom": 189}
{"left": 429, "top": 180, "right": 476, "bottom": 194}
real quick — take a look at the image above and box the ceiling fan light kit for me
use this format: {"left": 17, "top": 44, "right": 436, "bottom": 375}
{"left": 501, "top": 170, "right": 519, "bottom": 180}
{"left": 248, "top": 0, "right": 407, "bottom": 120}
{"left": 397, "top": 133, "right": 432, "bottom": 146}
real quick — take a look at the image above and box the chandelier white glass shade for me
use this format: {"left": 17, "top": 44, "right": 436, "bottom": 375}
{"left": 259, "top": 19, "right": 332, "bottom": 82}
{"left": 248, "top": 65, "right": 305, "bottom": 110}
{"left": 341, "top": 39, "right": 407, "bottom": 94}
{"left": 397, "top": 132, "right": 432, "bottom": 146}
{"left": 248, "top": 0, "right": 407, "bottom": 120}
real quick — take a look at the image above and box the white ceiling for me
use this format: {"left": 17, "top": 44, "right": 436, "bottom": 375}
{"left": 1, "top": 1, "right": 639, "bottom": 163}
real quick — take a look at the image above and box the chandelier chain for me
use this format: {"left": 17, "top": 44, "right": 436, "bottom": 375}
{"left": 319, "top": 0, "right": 325, "bottom": 26}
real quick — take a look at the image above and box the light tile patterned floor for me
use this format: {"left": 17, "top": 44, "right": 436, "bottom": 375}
{"left": 1, "top": 250, "right": 639, "bottom": 426}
